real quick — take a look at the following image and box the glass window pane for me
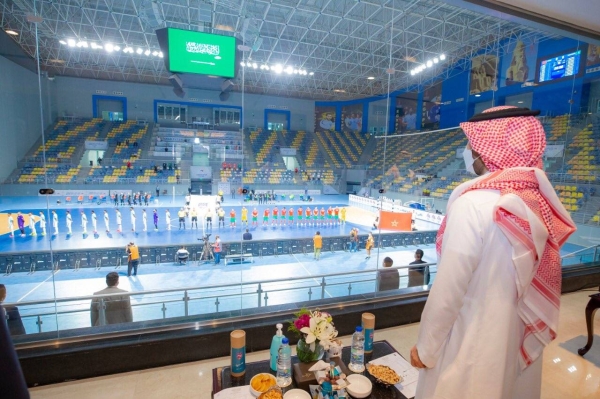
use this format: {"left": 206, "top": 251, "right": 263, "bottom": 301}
{"left": 166, "top": 106, "right": 173, "bottom": 120}
{"left": 158, "top": 105, "right": 165, "bottom": 119}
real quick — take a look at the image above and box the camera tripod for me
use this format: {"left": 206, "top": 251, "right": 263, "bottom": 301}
{"left": 199, "top": 239, "right": 214, "bottom": 263}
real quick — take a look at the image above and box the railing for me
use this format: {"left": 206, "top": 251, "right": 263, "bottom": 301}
{"left": 4, "top": 262, "right": 438, "bottom": 334}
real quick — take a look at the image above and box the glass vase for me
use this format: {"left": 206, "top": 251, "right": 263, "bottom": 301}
{"left": 296, "top": 338, "right": 325, "bottom": 363}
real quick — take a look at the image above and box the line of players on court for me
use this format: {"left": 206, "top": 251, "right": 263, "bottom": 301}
{"left": 6, "top": 205, "right": 348, "bottom": 238}
{"left": 213, "top": 205, "right": 347, "bottom": 229}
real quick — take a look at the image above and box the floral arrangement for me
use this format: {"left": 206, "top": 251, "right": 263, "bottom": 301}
{"left": 289, "top": 308, "right": 338, "bottom": 362}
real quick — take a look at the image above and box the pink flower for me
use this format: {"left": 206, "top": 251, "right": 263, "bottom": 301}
{"left": 294, "top": 314, "right": 311, "bottom": 330}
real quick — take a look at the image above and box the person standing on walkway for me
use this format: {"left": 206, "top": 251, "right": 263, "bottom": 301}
{"left": 190, "top": 207, "right": 198, "bottom": 229}
{"left": 156, "top": 186, "right": 160, "bottom": 198}
{"left": 178, "top": 208, "right": 186, "bottom": 230}
{"left": 218, "top": 208, "right": 225, "bottom": 228}
{"left": 130, "top": 208, "right": 136, "bottom": 233}
{"left": 7, "top": 213, "right": 15, "bottom": 238}
{"left": 153, "top": 209, "right": 158, "bottom": 231}
{"left": 17, "top": 212, "right": 25, "bottom": 237}
{"left": 365, "top": 232, "right": 374, "bottom": 259}
{"left": 126, "top": 242, "right": 140, "bottom": 277}
{"left": 410, "top": 106, "right": 576, "bottom": 399}
{"left": 205, "top": 208, "right": 212, "bottom": 229}
{"left": 39, "top": 211, "right": 46, "bottom": 236}
{"left": 313, "top": 231, "right": 323, "bottom": 261}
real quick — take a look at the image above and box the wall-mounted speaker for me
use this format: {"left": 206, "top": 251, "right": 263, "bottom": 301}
{"left": 219, "top": 91, "right": 230, "bottom": 102}
{"left": 221, "top": 79, "right": 234, "bottom": 92}
{"left": 169, "top": 74, "right": 183, "bottom": 89}
{"left": 173, "top": 87, "right": 185, "bottom": 98}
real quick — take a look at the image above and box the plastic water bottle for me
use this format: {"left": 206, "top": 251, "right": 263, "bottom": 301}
{"left": 276, "top": 337, "right": 292, "bottom": 387}
{"left": 348, "top": 326, "right": 365, "bottom": 372}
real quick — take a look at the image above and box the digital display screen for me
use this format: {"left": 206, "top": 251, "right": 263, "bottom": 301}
{"left": 166, "top": 28, "right": 236, "bottom": 78}
{"left": 537, "top": 50, "right": 582, "bottom": 83}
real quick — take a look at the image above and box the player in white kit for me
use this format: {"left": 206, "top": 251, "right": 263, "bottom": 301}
{"left": 28, "top": 212, "right": 37, "bottom": 236}
{"left": 116, "top": 209, "right": 122, "bottom": 233}
{"left": 39, "top": 211, "right": 46, "bottom": 236}
{"left": 142, "top": 209, "right": 147, "bottom": 232}
{"left": 165, "top": 209, "right": 171, "bottom": 230}
{"left": 66, "top": 211, "right": 73, "bottom": 235}
{"left": 81, "top": 211, "right": 88, "bottom": 234}
{"left": 130, "top": 207, "right": 136, "bottom": 232}
{"left": 91, "top": 210, "right": 97, "bottom": 234}
{"left": 7, "top": 213, "right": 15, "bottom": 238}
{"left": 52, "top": 210, "right": 58, "bottom": 235}
{"left": 103, "top": 210, "right": 110, "bottom": 232}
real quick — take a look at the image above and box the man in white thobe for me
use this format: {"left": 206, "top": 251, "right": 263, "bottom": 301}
{"left": 165, "top": 209, "right": 171, "bottom": 231}
{"left": 411, "top": 106, "right": 576, "bottom": 399}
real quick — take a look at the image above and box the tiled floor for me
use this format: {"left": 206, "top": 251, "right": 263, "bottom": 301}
{"left": 27, "top": 289, "right": 600, "bottom": 399}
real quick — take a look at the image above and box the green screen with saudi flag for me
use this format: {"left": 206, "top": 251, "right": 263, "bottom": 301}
{"left": 167, "top": 28, "right": 236, "bottom": 78}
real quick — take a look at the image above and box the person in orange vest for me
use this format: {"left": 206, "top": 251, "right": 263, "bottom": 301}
{"left": 305, "top": 207, "right": 311, "bottom": 227}
{"left": 313, "top": 231, "right": 323, "bottom": 261}
{"left": 327, "top": 206, "right": 333, "bottom": 226}
{"left": 229, "top": 209, "right": 236, "bottom": 228}
{"left": 334, "top": 206, "right": 340, "bottom": 225}
{"left": 263, "top": 208, "right": 270, "bottom": 226}
{"left": 313, "top": 206, "right": 319, "bottom": 226}
{"left": 252, "top": 208, "right": 258, "bottom": 227}
{"left": 272, "top": 206, "right": 279, "bottom": 226}
{"left": 288, "top": 207, "right": 294, "bottom": 226}
{"left": 297, "top": 206, "right": 303, "bottom": 227}
{"left": 320, "top": 207, "right": 326, "bottom": 227}
{"left": 281, "top": 207, "right": 287, "bottom": 227}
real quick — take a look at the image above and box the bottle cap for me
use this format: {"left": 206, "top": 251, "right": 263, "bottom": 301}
{"left": 355, "top": 326, "right": 363, "bottom": 332}
{"left": 282, "top": 337, "right": 289, "bottom": 344}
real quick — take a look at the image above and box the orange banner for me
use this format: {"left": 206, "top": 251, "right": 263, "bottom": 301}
{"left": 378, "top": 210, "right": 412, "bottom": 231}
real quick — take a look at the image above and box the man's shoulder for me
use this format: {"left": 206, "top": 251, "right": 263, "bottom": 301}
{"left": 94, "top": 286, "right": 128, "bottom": 296}
{"left": 409, "top": 260, "right": 426, "bottom": 265}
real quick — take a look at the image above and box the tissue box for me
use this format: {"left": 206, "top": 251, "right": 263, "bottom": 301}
{"left": 292, "top": 358, "right": 350, "bottom": 392}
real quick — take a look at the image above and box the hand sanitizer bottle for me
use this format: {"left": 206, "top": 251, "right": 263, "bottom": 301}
{"left": 270, "top": 323, "right": 284, "bottom": 372}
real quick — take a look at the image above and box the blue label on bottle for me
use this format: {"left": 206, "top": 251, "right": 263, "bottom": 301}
{"left": 364, "top": 328, "right": 374, "bottom": 351}
{"left": 231, "top": 347, "right": 246, "bottom": 374}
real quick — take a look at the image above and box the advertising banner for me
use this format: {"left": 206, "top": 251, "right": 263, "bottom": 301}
{"left": 85, "top": 141, "right": 108, "bottom": 150}
{"left": 190, "top": 166, "right": 213, "bottom": 180}
{"left": 280, "top": 148, "right": 297, "bottom": 156}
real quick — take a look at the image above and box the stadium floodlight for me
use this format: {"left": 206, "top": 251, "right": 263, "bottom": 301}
{"left": 273, "top": 64, "right": 283, "bottom": 74}
{"left": 433, "top": 57, "right": 439, "bottom": 63}
{"left": 136, "top": 48, "right": 143, "bottom": 54}
{"left": 59, "top": 40, "right": 67, "bottom": 45}
{"left": 194, "top": 138, "right": 200, "bottom": 144}
{"left": 152, "top": 51, "right": 158, "bottom": 56}
{"left": 144, "top": 49, "right": 151, "bottom": 56}
{"left": 263, "top": 65, "right": 270, "bottom": 70}
{"left": 309, "top": 72, "right": 314, "bottom": 76}
{"left": 285, "top": 66, "right": 293, "bottom": 74}
{"left": 114, "top": 45, "right": 120, "bottom": 51}
{"left": 159, "top": 52, "right": 163, "bottom": 58}
{"left": 124, "top": 47, "right": 133, "bottom": 53}
{"left": 5, "top": 30, "right": 18, "bottom": 36}
{"left": 252, "top": 63, "right": 258, "bottom": 69}
{"left": 367, "top": 76, "right": 375, "bottom": 80}
{"left": 440, "top": 54, "right": 446, "bottom": 61}
{"left": 105, "top": 43, "right": 114, "bottom": 52}
{"left": 67, "top": 39, "right": 76, "bottom": 47}
{"left": 240, "top": 62, "right": 245, "bottom": 67}
{"left": 426, "top": 60, "right": 433, "bottom": 67}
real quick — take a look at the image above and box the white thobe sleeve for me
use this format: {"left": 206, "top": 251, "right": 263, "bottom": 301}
{"left": 416, "top": 195, "right": 484, "bottom": 368}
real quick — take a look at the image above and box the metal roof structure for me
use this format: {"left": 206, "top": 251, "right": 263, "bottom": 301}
{"left": 1, "top": 0, "right": 555, "bottom": 100}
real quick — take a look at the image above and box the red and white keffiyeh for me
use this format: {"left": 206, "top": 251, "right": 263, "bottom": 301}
{"left": 437, "top": 106, "right": 576, "bottom": 370}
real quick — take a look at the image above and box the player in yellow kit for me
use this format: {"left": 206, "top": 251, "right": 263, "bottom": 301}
{"left": 241, "top": 206, "right": 248, "bottom": 227}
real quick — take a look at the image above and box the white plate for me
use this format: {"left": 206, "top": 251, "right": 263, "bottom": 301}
{"left": 345, "top": 374, "right": 373, "bottom": 399}
{"left": 283, "top": 389, "right": 311, "bottom": 399}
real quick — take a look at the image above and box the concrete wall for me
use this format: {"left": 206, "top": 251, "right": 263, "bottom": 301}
{"left": 0, "top": 56, "right": 51, "bottom": 182}
{"left": 50, "top": 76, "right": 315, "bottom": 132}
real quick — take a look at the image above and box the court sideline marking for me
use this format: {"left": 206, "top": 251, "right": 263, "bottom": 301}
{"left": 17, "top": 270, "right": 60, "bottom": 303}
{"left": 292, "top": 252, "right": 333, "bottom": 298}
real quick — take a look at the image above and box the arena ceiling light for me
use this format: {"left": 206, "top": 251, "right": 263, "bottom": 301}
{"left": 410, "top": 53, "right": 448, "bottom": 76}
{"left": 241, "top": 62, "right": 311, "bottom": 76}
{"left": 67, "top": 39, "right": 76, "bottom": 47}
{"left": 5, "top": 30, "right": 18, "bottom": 36}
{"left": 104, "top": 43, "right": 114, "bottom": 52}
{"left": 367, "top": 76, "right": 375, "bottom": 80}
